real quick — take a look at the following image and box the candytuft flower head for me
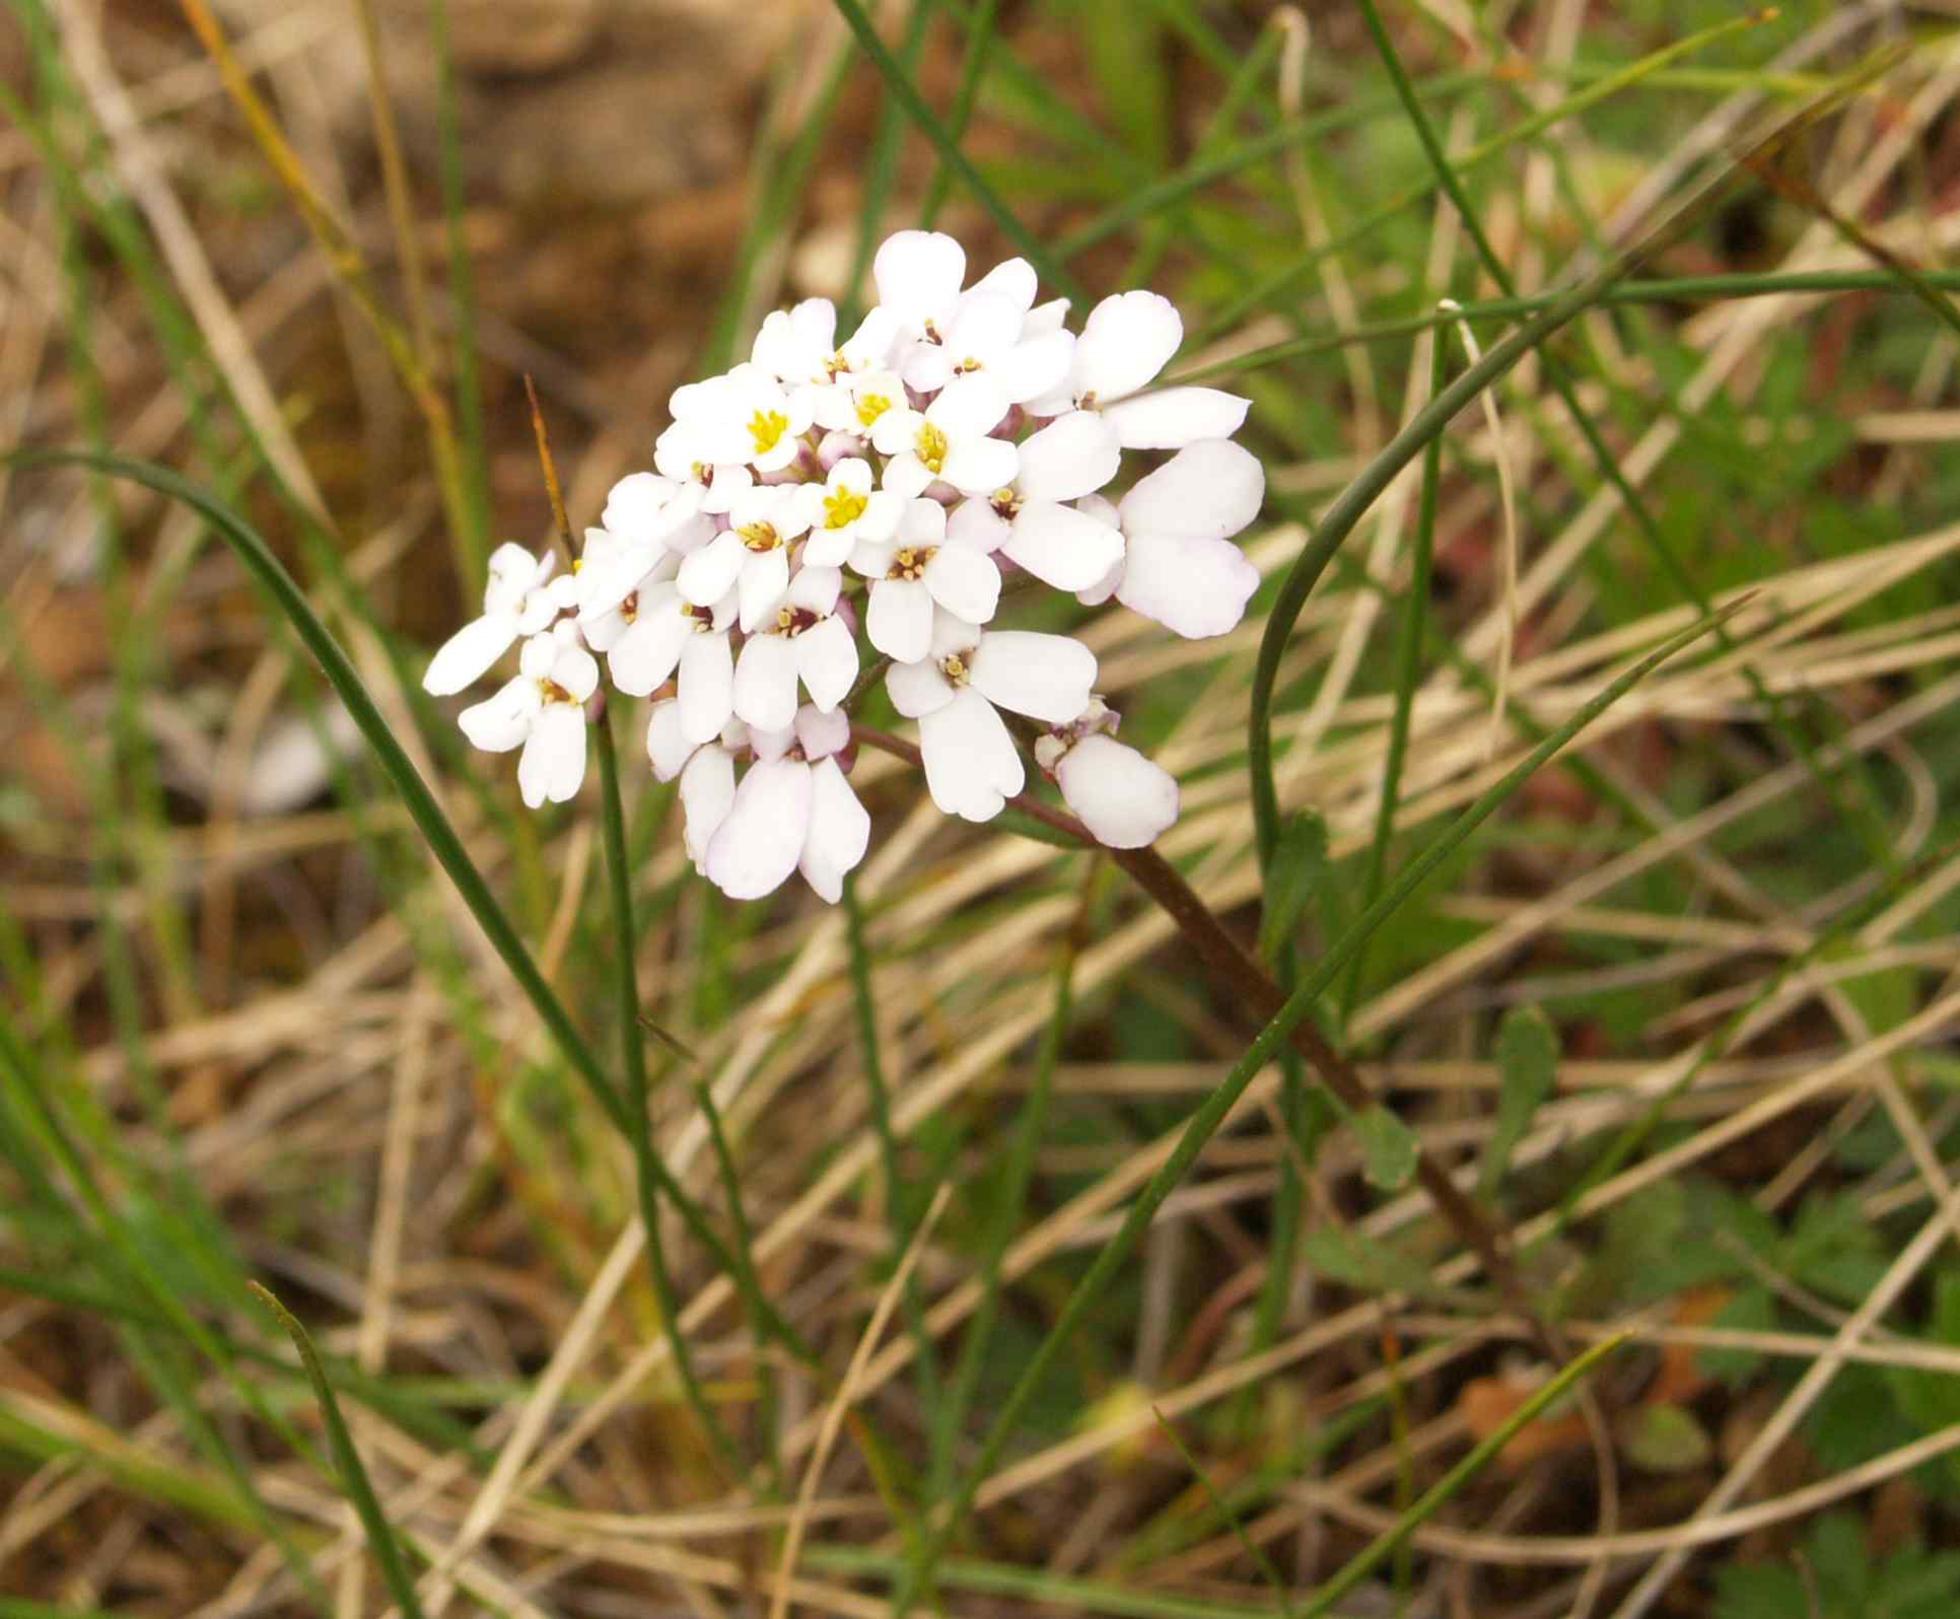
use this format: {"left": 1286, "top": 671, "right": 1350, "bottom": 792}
{"left": 423, "top": 229, "right": 1265, "bottom": 899}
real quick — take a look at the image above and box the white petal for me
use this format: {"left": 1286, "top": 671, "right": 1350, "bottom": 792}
{"left": 788, "top": 564, "right": 843, "bottom": 615}
{"left": 1101, "top": 387, "right": 1251, "bottom": 450}
{"left": 886, "top": 654, "right": 955, "bottom": 719}
{"left": 1115, "top": 530, "right": 1260, "bottom": 639}
{"left": 992, "top": 329, "right": 1075, "bottom": 405}
{"left": 1072, "top": 290, "right": 1182, "bottom": 404}
{"left": 881, "top": 453, "right": 934, "bottom": 501}
{"left": 938, "top": 434, "right": 1019, "bottom": 497}
{"left": 733, "top": 633, "right": 801, "bottom": 732}
{"left": 873, "top": 230, "right": 966, "bottom": 331}
{"left": 1055, "top": 734, "right": 1179, "bottom": 848}
{"left": 928, "top": 375, "right": 1010, "bottom": 439}
{"left": 969, "top": 630, "right": 1097, "bottom": 724}
{"left": 918, "top": 688, "right": 1023, "bottom": 822}
{"left": 678, "top": 631, "right": 735, "bottom": 744}
{"left": 1015, "top": 411, "right": 1121, "bottom": 503}
{"left": 923, "top": 544, "right": 1001, "bottom": 624}
{"left": 518, "top": 705, "right": 587, "bottom": 808}
{"left": 551, "top": 644, "right": 600, "bottom": 702}
{"left": 646, "top": 700, "right": 692, "bottom": 782}
{"left": 867, "top": 578, "right": 935, "bottom": 664}
{"left": 483, "top": 543, "right": 543, "bottom": 613}
{"left": 606, "top": 601, "right": 691, "bottom": 696}
{"left": 679, "top": 745, "right": 736, "bottom": 871}
{"left": 799, "top": 758, "right": 870, "bottom": 903}
{"left": 1000, "top": 501, "right": 1126, "bottom": 592}
{"left": 946, "top": 499, "right": 1009, "bottom": 553}
{"left": 796, "top": 616, "right": 859, "bottom": 712}
{"left": 1024, "top": 296, "right": 1071, "bottom": 338}
{"left": 967, "top": 256, "right": 1038, "bottom": 312}
{"left": 425, "top": 612, "right": 518, "bottom": 696}
{"left": 737, "top": 546, "right": 792, "bottom": 633}
{"left": 457, "top": 675, "right": 536, "bottom": 753}
{"left": 944, "top": 291, "right": 1024, "bottom": 364}
{"left": 705, "top": 758, "right": 813, "bottom": 900}
{"left": 677, "top": 530, "right": 748, "bottom": 608}
{"left": 1118, "top": 439, "right": 1265, "bottom": 542}
{"left": 600, "top": 473, "right": 678, "bottom": 546}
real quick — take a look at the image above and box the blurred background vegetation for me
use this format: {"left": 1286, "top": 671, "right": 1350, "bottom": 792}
{"left": 8, "top": 2, "right": 1960, "bottom": 1617}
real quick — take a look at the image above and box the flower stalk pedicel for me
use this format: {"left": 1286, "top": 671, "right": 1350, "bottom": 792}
{"left": 424, "top": 230, "right": 1260, "bottom": 899}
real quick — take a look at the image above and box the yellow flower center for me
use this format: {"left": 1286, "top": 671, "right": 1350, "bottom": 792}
{"left": 684, "top": 604, "right": 717, "bottom": 633}
{"left": 887, "top": 546, "right": 937, "bottom": 582}
{"left": 823, "top": 487, "right": 869, "bottom": 530}
{"left": 940, "top": 651, "right": 971, "bottom": 687}
{"left": 917, "top": 421, "right": 950, "bottom": 476}
{"left": 620, "top": 590, "right": 639, "bottom": 623}
{"left": 855, "top": 392, "right": 892, "bottom": 428}
{"left": 737, "top": 522, "right": 781, "bottom": 552}
{"left": 747, "top": 408, "right": 791, "bottom": 457}
{"left": 990, "top": 485, "right": 1022, "bottom": 518}
{"left": 539, "top": 678, "right": 574, "bottom": 704}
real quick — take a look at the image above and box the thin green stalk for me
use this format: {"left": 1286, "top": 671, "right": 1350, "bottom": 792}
{"left": 928, "top": 858, "right": 1096, "bottom": 1502}
{"left": 895, "top": 603, "right": 1736, "bottom": 1613}
{"left": 1342, "top": 328, "right": 1447, "bottom": 1014}
{"left": 1351, "top": 0, "right": 1896, "bottom": 879}
{"left": 843, "top": 874, "right": 942, "bottom": 1450}
{"left": 1296, "top": 1334, "right": 1629, "bottom": 1619}
{"left": 1153, "top": 1408, "right": 1294, "bottom": 1614}
{"left": 595, "top": 713, "right": 745, "bottom": 1479}
{"left": 828, "top": 0, "right": 1083, "bottom": 302}
{"left": 251, "top": 1284, "right": 427, "bottom": 1619}
{"left": 845, "top": 0, "right": 938, "bottom": 325}
{"left": 920, "top": 0, "right": 1001, "bottom": 226}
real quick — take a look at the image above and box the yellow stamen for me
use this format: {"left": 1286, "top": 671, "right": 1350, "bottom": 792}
{"left": 747, "top": 408, "right": 791, "bottom": 457}
{"left": 855, "top": 392, "right": 892, "bottom": 428}
{"left": 917, "top": 421, "right": 950, "bottom": 476}
{"left": 737, "top": 522, "right": 780, "bottom": 552}
{"left": 823, "top": 486, "right": 869, "bottom": 530}
{"left": 886, "top": 545, "right": 937, "bottom": 582}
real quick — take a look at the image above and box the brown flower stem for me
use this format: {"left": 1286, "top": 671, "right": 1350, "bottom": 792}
{"left": 850, "top": 723, "right": 1554, "bottom": 1350}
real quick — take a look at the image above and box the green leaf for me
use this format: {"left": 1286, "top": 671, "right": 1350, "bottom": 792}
{"left": 1301, "top": 1227, "right": 1440, "bottom": 1300}
{"left": 1622, "top": 1403, "right": 1712, "bottom": 1474}
{"left": 1353, "top": 1104, "right": 1418, "bottom": 1191}
{"left": 1258, "top": 810, "right": 1327, "bottom": 962}
{"left": 1480, "top": 1006, "right": 1559, "bottom": 1199}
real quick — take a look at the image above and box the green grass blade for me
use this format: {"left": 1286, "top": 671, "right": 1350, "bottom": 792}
{"left": 251, "top": 1283, "right": 425, "bottom": 1619}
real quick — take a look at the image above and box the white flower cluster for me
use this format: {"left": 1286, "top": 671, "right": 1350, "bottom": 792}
{"left": 424, "top": 230, "right": 1264, "bottom": 903}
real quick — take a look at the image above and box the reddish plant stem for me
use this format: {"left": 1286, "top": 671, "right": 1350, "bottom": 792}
{"left": 851, "top": 722, "right": 1551, "bottom": 1346}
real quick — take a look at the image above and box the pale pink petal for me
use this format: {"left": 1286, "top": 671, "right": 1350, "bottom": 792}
{"left": 733, "top": 633, "right": 801, "bottom": 732}
{"left": 867, "top": 578, "right": 935, "bottom": 664}
{"left": 425, "top": 611, "right": 518, "bottom": 696}
{"left": 923, "top": 545, "right": 1002, "bottom": 625}
{"left": 678, "top": 631, "right": 735, "bottom": 744}
{"left": 705, "top": 758, "right": 813, "bottom": 900}
{"left": 1100, "top": 387, "right": 1251, "bottom": 450}
{"left": 946, "top": 499, "right": 1009, "bottom": 553}
{"left": 969, "top": 630, "right": 1096, "bottom": 724}
{"left": 1000, "top": 501, "right": 1126, "bottom": 592}
{"left": 1118, "top": 439, "right": 1265, "bottom": 542}
{"left": 518, "top": 705, "right": 587, "bottom": 808}
{"left": 1072, "top": 290, "right": 1181, "bottom": 404}
{"left": 1015, "top": 411, "right": 1122, "bottom": 503}
{"left": 885, "top": 654, "right": 955, "bottom": 719}
{"left": 918, "top": 688, "right": 1023, "bottom": 821}
{"left": 796, "top": 704, "right": 851, "bottom": 761}
{"left": 1114, "top": 529, "right": 1260, "bottom": 639}
{"left": 1055, "top": 734, "right": 1178, "bottom": 848}
{"left": 799, "top": 758, "right": 871, "bottom": 903}
{"left": 796, "top": 616, "right": 859, "bottom": 712}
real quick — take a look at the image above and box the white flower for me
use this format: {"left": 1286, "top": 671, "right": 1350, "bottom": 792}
{"left": 901, "top": 286, "right": 1074, "bottom": 404}
{"left": 648, "top": 701, "right": 746, "bottom": 873}
{"left": 956, "top": 410, "right": 1125, "bottom": 591}
{"left": 423, "top": 544, "right": 574, "bottom": 696}
{"left": 886, "top": 613, "right": 1096, "bottom": 821}
{"left": 732, "top": 565, "right": 859, "bottom": 732}
{"left": 851, "top": 498, "right": 1001, "bottom": 663}
{"left": 1028, "top": 290, "right": 1250, "bottom": 449}
{"left": 870, "top": 375, "right": 1017, "bottom": 499}
{"left": 750, "top": 297, "right": 841, "bottom": 388}
{"left": 813, "top": 366, "right": 908, "bottom": 438}
{"left": 597, "top": 472, "right": 712, "bottom": 558}
{"left": 458, "top": 628, "right": 597, "bottom": 808}
{"left": 583, "top": 569, "right": 734, "bottom": 739}
{"left": 799, "top": 456, "right": 903, "bottom": 566}
{"left": 703, "top": 705, "right": 870, "bottom": 903}
{"left": 1106, "top": 439, "right": 1265, "bottom": 639}
{"left": 677, "top": 484, "right": 812, "bottom": 632}
{"left": 1035, "top": 701, "right": 1178, "bottom": 848}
